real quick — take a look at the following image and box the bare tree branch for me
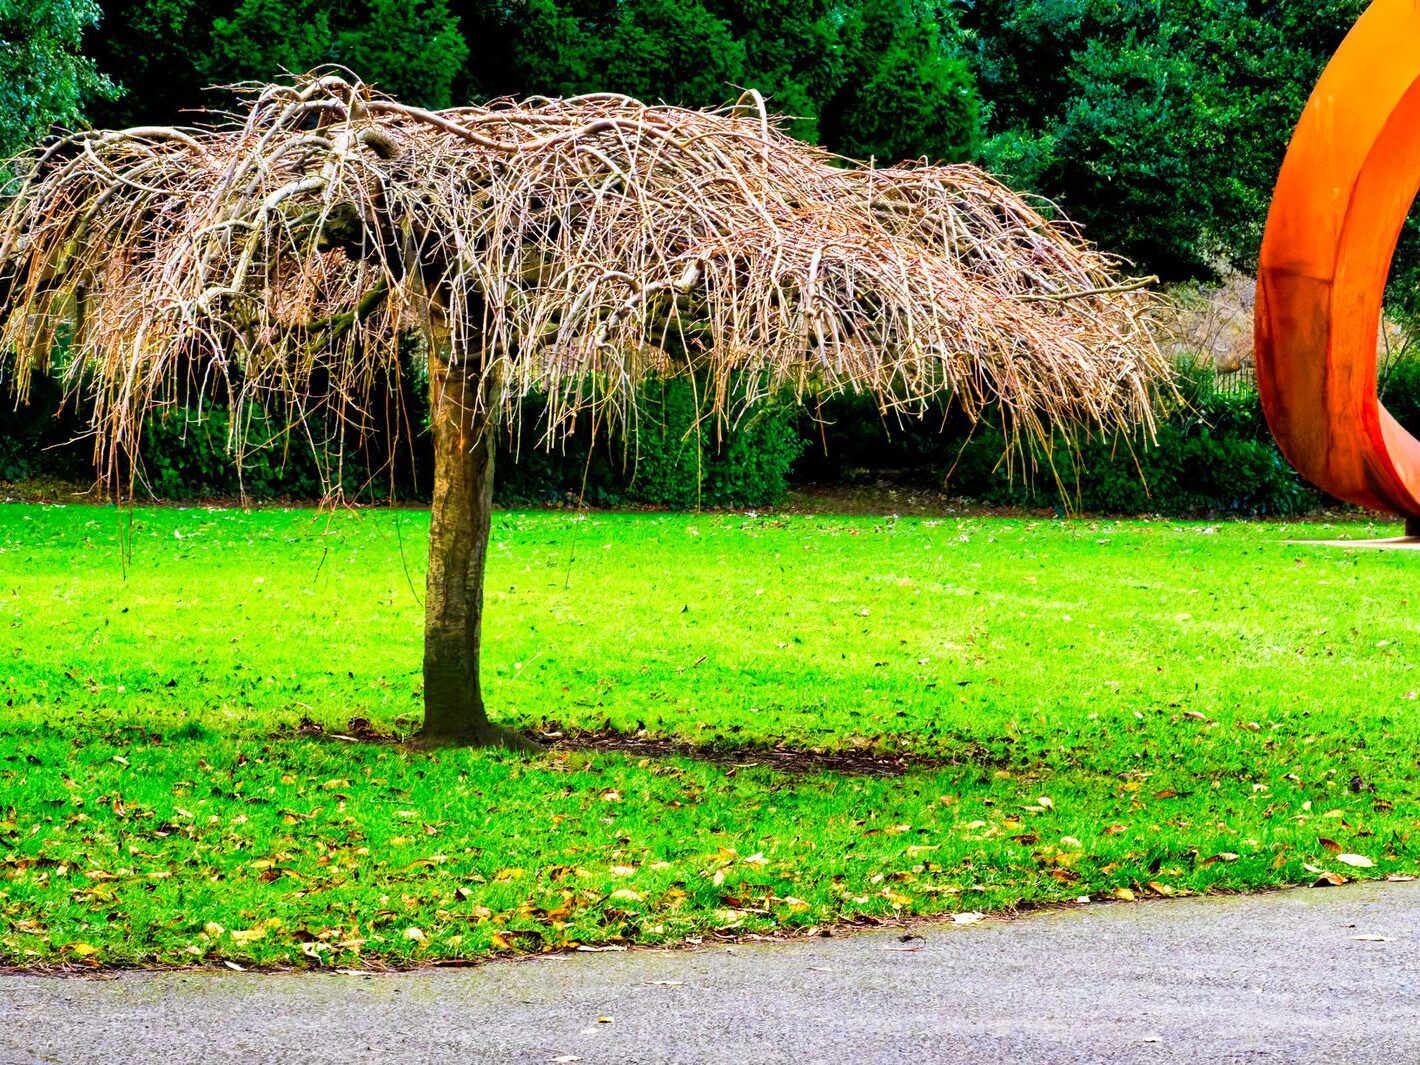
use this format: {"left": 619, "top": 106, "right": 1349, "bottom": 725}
{"left": 0, "top": 72, "right": 1171, "bottom": 496}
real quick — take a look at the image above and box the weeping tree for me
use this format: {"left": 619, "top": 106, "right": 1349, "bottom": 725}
{"left": 0, "top": 72, "right": 1168, "bottom": 748}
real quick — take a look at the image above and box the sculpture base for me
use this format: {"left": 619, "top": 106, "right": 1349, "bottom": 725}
{"left": 1287, "top": 535, "right": 1420, "bottom": 550}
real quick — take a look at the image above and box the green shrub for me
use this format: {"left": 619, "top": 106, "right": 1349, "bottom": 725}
{"left": 494, "top": 376, "right": 804, "bottom": 509}
{"left": 623, "top": 378, "right": 803, "bottom": 508}
{"left": 139, "top": 405, "right": 377, "bottom": 501}
{"left": 801, "top": 362, "right": 1325, "bottom": 518}
{"left": 947, "top": 377, "right": 1321, "bottom": 517}
{"left": 0, "top": 376, "right": 88, "bottom": 483}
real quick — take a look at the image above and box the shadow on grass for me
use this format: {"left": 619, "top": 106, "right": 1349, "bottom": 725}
{"left": 288, "top": 716, "right": 1009, "bottom": 776}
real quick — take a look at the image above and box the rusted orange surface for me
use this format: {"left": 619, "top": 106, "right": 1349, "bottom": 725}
{"left": 1256, "top": 0, "right": 1420, "bottom": 523}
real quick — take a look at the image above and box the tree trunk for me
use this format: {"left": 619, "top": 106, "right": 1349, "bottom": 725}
{"left": 418, "top": 340, "right": 537, "bottom": 751}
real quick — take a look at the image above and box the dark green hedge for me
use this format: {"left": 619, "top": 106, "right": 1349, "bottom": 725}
{"left": 797, "top": 365, "right": 1325, "bottom": 518}
{"left": 5, "top": 359, "right": 1411, "bottom": 517}
{"left": 2, "top": 375, "right": 804, "bottom": 509}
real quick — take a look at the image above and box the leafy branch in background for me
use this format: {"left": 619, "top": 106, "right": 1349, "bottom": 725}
{"left": 0, "top": 0, "right": 113, "bottom": 159}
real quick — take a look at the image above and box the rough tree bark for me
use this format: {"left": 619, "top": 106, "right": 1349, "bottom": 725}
{"left": 419, "top": 332, "right": 538, "bottom": 750}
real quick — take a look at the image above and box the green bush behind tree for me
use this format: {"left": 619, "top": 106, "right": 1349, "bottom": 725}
{"left": 4, "top": 1, "right": 1418, "bottom": 513}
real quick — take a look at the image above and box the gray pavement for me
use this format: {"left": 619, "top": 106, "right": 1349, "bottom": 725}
{"left": 2, "top": 880, "right": 1418, "bottom": 1064}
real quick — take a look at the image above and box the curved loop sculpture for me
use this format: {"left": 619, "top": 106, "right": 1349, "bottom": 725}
{"left": 1256, "top": 0, "right": 1420, "bottom": 530}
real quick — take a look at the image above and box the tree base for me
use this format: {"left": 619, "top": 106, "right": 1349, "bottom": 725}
{"left": 412, "top": 721, "right": 544, "bottom": 753}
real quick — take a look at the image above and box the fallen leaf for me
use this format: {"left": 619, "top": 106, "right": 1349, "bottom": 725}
{"left": 1335, "top": 853, "right": 1374, "bottom": 868}
{"left": 1318, "top": 837, "right": 1342, "bottom": 854}
{"left": 1312, "top": 871, "right": 1348, "bottom": 887}
{"left": 1350, "top": 935, "right": 1392, "bottom": 942}
{"left": 951, "top": 911, "right": 985, "bottom": 925}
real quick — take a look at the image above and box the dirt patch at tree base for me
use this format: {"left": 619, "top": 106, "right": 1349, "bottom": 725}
{"left": 289, "top": 717, "right": 993, "bottom": 776}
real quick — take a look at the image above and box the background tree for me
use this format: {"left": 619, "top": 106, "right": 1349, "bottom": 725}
{"left": 87, "top": 0, "right": 467, "bottom": 126}
{"left": 0, "top": 74, "right": 1166, "bottom": 746}
{"left": 821, "top": 0, "right": 979, "bottom": 164}
{"left": 0, "top": 0, "right": 111, "bottom": 159}
{"left": 208, "top": 0, "right": 467, "bottom": 108}
{"left": 84, "top": 0, "right": 214, "bottom": 128}
{"left": 962, "top": 0, "right": 1370, "bottom": 276}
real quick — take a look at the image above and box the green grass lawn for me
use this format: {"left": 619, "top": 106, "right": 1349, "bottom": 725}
{"left": 1, "top": 503, "right": 1417, "bottom": 968}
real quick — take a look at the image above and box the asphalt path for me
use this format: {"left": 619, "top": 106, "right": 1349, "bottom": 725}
{"left": 2, "top": 879, "right": 1417, "bottom": 1064}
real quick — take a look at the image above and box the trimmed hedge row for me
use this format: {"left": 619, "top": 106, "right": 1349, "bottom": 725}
{"left": 3, "top": 375, "right": 805, "bottom": 509}
{"left": 3, "top": 360, "right": 1407, "bottom": 516}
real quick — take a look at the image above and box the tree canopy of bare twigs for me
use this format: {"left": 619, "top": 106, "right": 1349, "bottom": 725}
{"left": 0, "top": 70, "right": 1167, "bottom": 493}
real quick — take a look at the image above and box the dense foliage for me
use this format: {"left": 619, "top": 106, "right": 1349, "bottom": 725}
{"left": 3, "top": 356, "right": 1383, "bottom": 518}
{"left": 5, "top": 0, "right": 1417, "bottom": 514}
{"left": 963, "top": 0, "right": 1371, "bottom": 277}
{"left": 16, "top": 0, "right": 1399, "bottom": 282}
{"left": 0, "top": 0, "right": 111, "bottom": 158}
{"left": 77, "top": 0, "right": 979, "bottom": 166}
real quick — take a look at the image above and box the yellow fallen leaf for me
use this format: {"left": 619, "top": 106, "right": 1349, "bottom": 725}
{"left": 1336, "top": 853, "right": 1374, "bottom": 868}
{"left": 609, "top": 888, "right": 642, "bottom": 902}
{"left": 68, "top": 943, "right": 98, "bottom": 957}
{"left": 1200, "top": 852, "right": 1239, "bottom": 866}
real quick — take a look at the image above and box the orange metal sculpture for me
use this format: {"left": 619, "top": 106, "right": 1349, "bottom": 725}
{"left": 1256, "top": 0, "right": 1420, "bottom": 534}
